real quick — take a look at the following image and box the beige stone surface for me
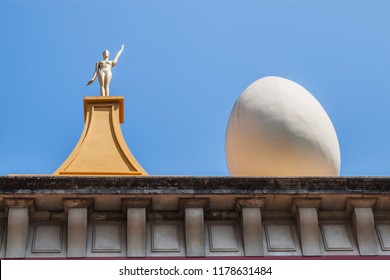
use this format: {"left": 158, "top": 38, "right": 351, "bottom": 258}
{"left": 6, "top": 207, "right": 29, "bottom": 258}
{"left": 92, "top": 223, "right": 122, "bottom": 253}
{"left": 67, "top": 208, "right": 87, "bottom": 258}
{"left": 352, "top": 207, "right": 378, "bottom": 255}
{"left": 376, "top": 223, "right": 390, "bottom": 251}
{"left": 208, "top": 224, "right": 239, "bottom": 252}
{"left": 241, "top": 207, "right": 263, "bottom": 256}
{"left": 321, "top": 223, "right": 353, "bottom": 251}
{"left": 87, "top": 221, "right": 126, "bottom": 257}
{"left": 296, "top": 207, "right": 321, "bottom": 256}
{"left": 185, "top": 207, "right": 205, "bottom": 257}
{"left": 25, "top": 222, "right": 67, "bottom": 258}
{"left": 1, "top": 176, "right": 390, "bottom": 258}
{"left": 265, "top": 223, "right": 297, "bottom": 252}
{"left": 147, "top": 222, "right": 185, "bottom": 256}
{"left": 127, "top": 208, "right": 146, "bottom": 257}
{"left": 54, "top": 97, "right": 148, "bottom": 176}
{"left": 204, "top": 221, "right": 244, "bottom": 256}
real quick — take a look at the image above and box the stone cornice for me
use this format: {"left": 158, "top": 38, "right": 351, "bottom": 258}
{"left": 1, "top": 176, "right": 390, "bottom": 195}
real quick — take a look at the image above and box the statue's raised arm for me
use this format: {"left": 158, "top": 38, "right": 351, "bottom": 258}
{"left": 112, "top": 44, "right": 124, "bottom": 66}
{"left": 86, "top": 44, "right": 125, "bottom": 97}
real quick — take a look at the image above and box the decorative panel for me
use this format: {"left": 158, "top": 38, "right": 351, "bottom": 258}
{"left": 208, "top": 224, "right": 239, "bottom": 252}
{"left": 264, "top": 224, "right": 296, "bottom": 252}
{"left": 321, "top": 224, "right": 353, "bottom": 251}
{"left": 26, "top": 222, "right": 66, "bottom": 258}
{"left": 32, "top": 225, "right": 63, "bottom": 253}
{"left": 92, "top": 223, "right": 122, "bottom": 253}
{"left": 376, "top": 224, "right": 390, "bottom": 251}
{"left": 152, "top": 224, "right": 181, "bottom": 252}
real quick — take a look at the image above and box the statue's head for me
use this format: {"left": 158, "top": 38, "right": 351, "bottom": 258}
{"left": 103, "top": 50, "right": 110, "bottom": 59}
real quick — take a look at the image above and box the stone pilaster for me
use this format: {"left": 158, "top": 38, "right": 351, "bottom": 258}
{"left": 181, "top": 198, "right": 208, "bottom": 257}
{"left": 123, "top": 199, "right": 150, "bottom": 257}
{"left": 4, "top": 199, "right": 34, "bottom": 258}
{"left": 236, "top": 198, "right": 265, "bottom": 256}
{"left": 293, "top": 199, "right": 321, "bottom": 256}
{"left": 64, "top": 198, "right": 92, "bottom": 258}
{"left": 352, "top": 207, "right": 378, "bottom": 256}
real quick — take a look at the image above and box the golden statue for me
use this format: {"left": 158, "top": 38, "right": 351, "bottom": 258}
{"left": 87, "top": 45, "right": 124, "bottom": 96}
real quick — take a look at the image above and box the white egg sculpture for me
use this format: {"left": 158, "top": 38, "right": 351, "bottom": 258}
{"left": 226, "top": 76, "right": 340, "bottom": 176}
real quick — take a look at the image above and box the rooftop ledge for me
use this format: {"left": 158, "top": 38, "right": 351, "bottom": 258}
{"left": 1, "top": 175, "right": 390, "bottom": 195}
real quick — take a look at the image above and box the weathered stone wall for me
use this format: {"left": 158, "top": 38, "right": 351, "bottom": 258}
{"left": 0, "top": 176, "right": 389, "bottom": 258}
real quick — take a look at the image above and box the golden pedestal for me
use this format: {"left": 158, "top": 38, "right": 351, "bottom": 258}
{"left": 54, "top": 96, "right": 148, "bottom": 176}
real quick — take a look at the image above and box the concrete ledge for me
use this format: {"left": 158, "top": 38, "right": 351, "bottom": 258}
{"left": 2, "top": 176, "right": 390, "bottom": 195}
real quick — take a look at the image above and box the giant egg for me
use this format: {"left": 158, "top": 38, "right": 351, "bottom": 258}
{"left": 225, "top": 76, "right": 340, "bottom": 176}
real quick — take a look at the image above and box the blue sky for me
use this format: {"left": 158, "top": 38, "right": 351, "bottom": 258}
{"left": 1, "top": 0, "right": 390, "bottom": 176}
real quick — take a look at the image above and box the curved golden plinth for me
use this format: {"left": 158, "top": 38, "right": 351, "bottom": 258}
{"left": 54, "top": 96, "right": 148, "bottom": 176}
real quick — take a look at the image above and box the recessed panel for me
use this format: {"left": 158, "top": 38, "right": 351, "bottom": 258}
{"left": 32, "top": 225, "right": 63, "bottom": 253}
{"left": 376, "top": 224, "right": 390, "bottom": 251}
{"left": 92, "top": 223, "right": 122, "bottom": 253}
{"left": 152, "top": 224, "right": 180, "bottom": 252}
{"left": 208, "top": 224, "right": 239, "bottom": 252}
{"left": 265, "top": 224, "right": 296, "bottom": 251}
{"left": 321, "top": 224, "right": 353, "bottom": 251}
